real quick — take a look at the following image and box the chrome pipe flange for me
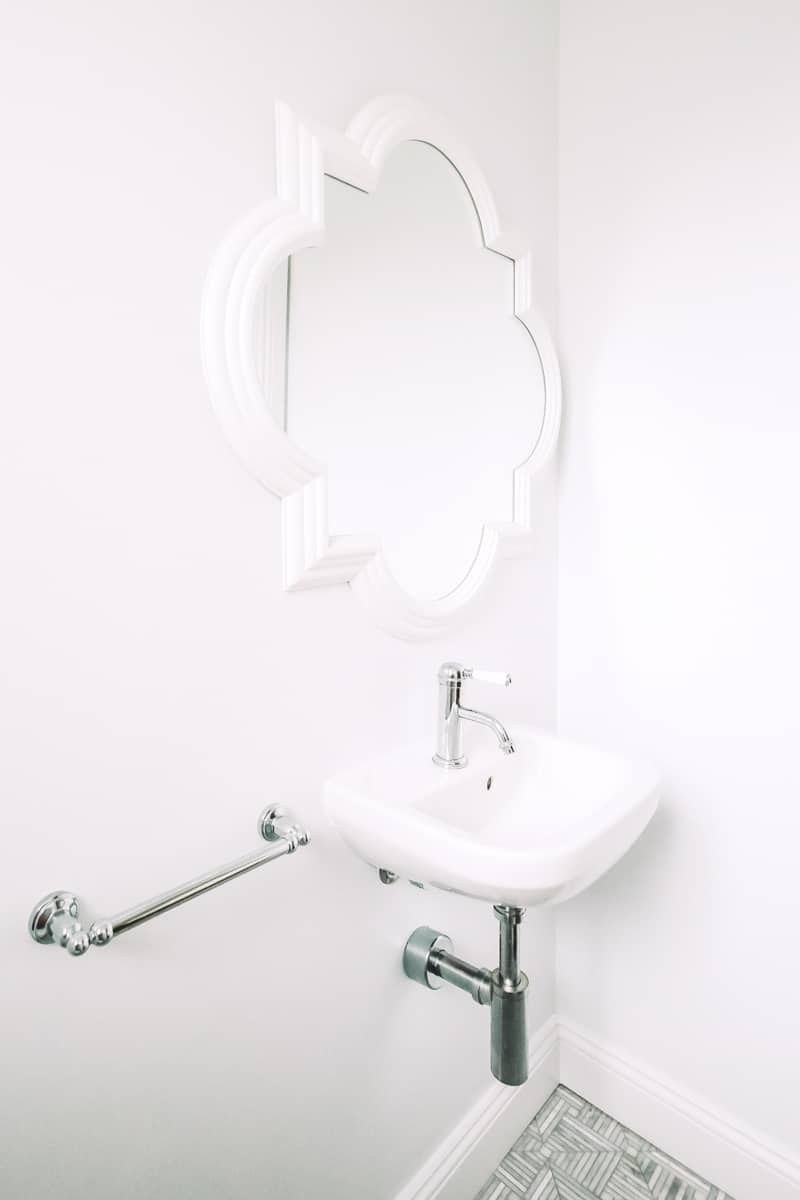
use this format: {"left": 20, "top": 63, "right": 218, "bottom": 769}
{"left": 402, "top": 926, "right": 453, "bottom": 990}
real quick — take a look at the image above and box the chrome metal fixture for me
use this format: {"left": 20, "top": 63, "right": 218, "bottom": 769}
{"left": 433, "top": 661, "right": 515, "bottom": 768}
{"left": 403, "top": 905, "right": 528, "bottom": 1086}
{"left": 28, "top": 805, "right": 309, "bottom": 957}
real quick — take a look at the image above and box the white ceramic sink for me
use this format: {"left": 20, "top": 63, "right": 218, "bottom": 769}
{"left": 324, "top": 727, "right": 659, "bottom": 907}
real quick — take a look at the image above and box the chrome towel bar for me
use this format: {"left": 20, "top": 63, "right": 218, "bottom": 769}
{"left": 28, "top": 805, "right": 309, "bottom": 956}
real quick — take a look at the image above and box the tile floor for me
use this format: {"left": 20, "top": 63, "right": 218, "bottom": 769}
{"left": 475, "top": 1086, "right": 736, "bottom": 1200}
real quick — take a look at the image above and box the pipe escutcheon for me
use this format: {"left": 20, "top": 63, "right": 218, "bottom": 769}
{"left": 403, "top": 926, "right": 453, "bottom": 989}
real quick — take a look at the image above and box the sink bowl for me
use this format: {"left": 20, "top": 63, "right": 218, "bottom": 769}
{"left": 324, "top": 727, "right": 659, "bottom": 907}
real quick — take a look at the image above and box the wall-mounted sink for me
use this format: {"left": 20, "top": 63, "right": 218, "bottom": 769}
{"left": 324, "top": 728, "right": 659, "bottom": 908}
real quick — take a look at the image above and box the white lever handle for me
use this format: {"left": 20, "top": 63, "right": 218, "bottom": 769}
{"left": 466, "top": 669, "right": 512, "bottom": 687}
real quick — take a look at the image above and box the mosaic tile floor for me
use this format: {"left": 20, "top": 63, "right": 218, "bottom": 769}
{"left": 475, "top": 1086, "right": 735, "bottom": 1200}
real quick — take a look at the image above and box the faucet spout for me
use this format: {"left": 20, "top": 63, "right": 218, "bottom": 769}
{"left": 457, "top": 706, "right": 516, "bottom": 755}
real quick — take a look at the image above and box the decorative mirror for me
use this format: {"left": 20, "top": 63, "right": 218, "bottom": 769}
{"left": 202, "top": 96, "right": 561, "bottom": 639}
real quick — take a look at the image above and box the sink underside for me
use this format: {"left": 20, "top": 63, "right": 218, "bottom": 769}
{"left": 324, "top": 727, "right": 659, "bottom": 907}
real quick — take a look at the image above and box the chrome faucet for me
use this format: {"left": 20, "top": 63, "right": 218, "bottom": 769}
{"left": 433, "top": 662, "right": 515, "bottom": 769}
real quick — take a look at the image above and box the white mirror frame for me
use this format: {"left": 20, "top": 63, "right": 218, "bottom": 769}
{"left": 201, "top": 95, "right": 562, "bottom": 640}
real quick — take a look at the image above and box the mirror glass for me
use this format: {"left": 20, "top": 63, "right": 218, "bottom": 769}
{"left": 277, "top": 140, "right": 546, "bottom": 602}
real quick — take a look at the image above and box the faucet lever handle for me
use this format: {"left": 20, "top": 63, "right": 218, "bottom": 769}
{"left": 465, "top": 669, "right": 512, "bottom": 688}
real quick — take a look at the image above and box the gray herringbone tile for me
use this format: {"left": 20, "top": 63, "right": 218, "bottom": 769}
{"left": 600, "top": 1156, "right": 652, "bottom": 1200}
{"left": 535, "top": 1087, "right": 583, "bottom": 1137}
{"left": 636, "top": 1144, "right": 714, "bottom": 1199}
{"left": 473, "top": 1087, "right": 737, "bottom": 1200}
{"left": 474, "top": 1178, "right": 515, "bottom": 1200}
{"left": 544, "top": 1113, "right": 620, "bottom": 1158}
{"left": 527, "top": 1170, "right": 560, "bottom": 1200}
{"left": 550, "top": 1148, "right": 622, "bottom": 1194}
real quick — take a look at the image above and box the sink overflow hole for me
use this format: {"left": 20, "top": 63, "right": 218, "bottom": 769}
{"left": 486, "top": 776, "right": 493, "bottom": 791}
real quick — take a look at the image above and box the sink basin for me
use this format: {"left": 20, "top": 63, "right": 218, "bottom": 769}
{"left": 324, "top": 727, "right": 659, "bottom": 907}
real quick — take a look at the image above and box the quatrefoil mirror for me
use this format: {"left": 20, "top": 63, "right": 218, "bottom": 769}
{"left": 202, "top": 96, "right": 561, "bottom": 639}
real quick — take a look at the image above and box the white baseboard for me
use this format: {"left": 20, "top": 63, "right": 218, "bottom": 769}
{"left": 395, "top": 1015, "right": 800, "bottom": 1200}
{"left": 394, "top": 1015, "right": 559, "bottom": 1200}
{"left": 558, "top": 1017, "right": 800, "bottom": 1200}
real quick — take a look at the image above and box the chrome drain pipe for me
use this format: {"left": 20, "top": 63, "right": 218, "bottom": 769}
{"left": 491, "top": 906, "right": 529, "bottom": 1085}
{"left": 402, "top": 905, "right": 528, "bottom": 1086}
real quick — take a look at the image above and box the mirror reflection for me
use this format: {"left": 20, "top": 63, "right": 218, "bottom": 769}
{"left": 281, "top": 140, "right": 545, "bottom": 602}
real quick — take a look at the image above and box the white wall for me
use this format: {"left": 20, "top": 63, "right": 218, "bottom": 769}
{"left": 557, "top": 0, "right": 800, "bottom": 1154}
{"left": 0, "top": 4, "right": 559, "bottom": 1198}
